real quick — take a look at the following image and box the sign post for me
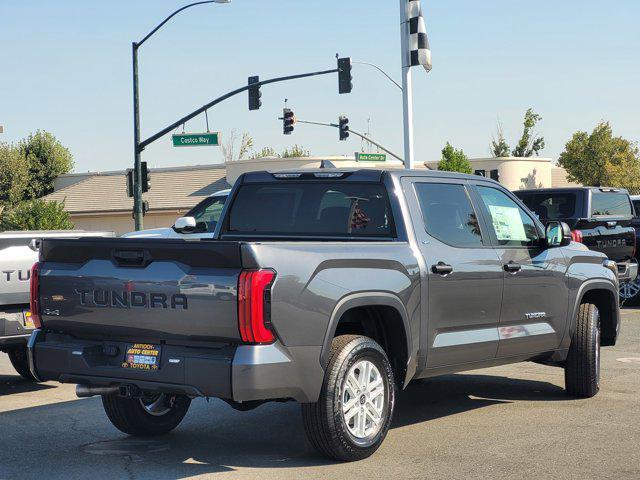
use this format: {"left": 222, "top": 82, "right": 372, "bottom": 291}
{"left": 172, "top": 132, "right": 220, "bottom": 147}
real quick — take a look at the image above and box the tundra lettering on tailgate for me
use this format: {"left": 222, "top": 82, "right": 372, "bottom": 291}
{"left": 595, "top": 239, "right": 627, "bottom": 249}
{"left": 74, "top": 289, "right": 188, "bottom": 310}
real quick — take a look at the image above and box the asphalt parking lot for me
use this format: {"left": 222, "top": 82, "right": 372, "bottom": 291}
{"left": 1, "top": 311, "right": 639, "bottom": 480}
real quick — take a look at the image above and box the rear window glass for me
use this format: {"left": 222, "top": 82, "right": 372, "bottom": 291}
{"left": 516, "top": 192, "right": 577, "bottom": 220}
{"left": 591, "top": 192, "right": 632, "bottom": 217}
{"left": 633, "top": 200, "right": 640, "bottom": 218}
{"left": 226, "top": 183, "right": 393, "bottom": 237}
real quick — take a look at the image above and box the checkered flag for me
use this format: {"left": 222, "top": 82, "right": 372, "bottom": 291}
{"left": 407, "top": 0, "right": 432, "bottom": 72}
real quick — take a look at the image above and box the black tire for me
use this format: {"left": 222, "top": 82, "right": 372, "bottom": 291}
{"left": 101, "top": 393, "right": 191, "bottom": 436}
{"left": 8, "top": 346, "right": 37, "bottom": 381}
{"left": 302, "top": 335, "right": 395, "bottom": 462}
{"left": 565, "top": 302, "right": 601, "bottom": 398}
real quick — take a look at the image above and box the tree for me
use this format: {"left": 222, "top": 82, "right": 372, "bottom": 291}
{"left": 281, "top": 145, "right": 310, "bottom": 158}
{"left": 249, "top": 147, "right": 279, "bottom": 159}
{"left": 438, "top": 142, "right": 472, "bottom": 174}
{"left": 18, "top": 130, "right": 74, "bottom": 199}
{"left": 558, "top": 122, "right": 640, "bottom": 189}
{"left": 489, "top": 109, "right": 545, "bottom": 157}
{"left": 512, "top": 108, "right": 545, "bottom": 157}
{"left": 490, "top": 121, "right": 510, "bottom": 157}
{"left": 0, "top": 199, "right": 74, "bottom": 231}
{"left": 0, "top": 143, "right": 29, "bottom": 206}
{"left": 221, "top": 130, "right": 254, "bottom": 162}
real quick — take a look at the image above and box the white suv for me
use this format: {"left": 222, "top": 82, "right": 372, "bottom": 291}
{"left": 123, "top": 189, "right": 229, "bottom": 239}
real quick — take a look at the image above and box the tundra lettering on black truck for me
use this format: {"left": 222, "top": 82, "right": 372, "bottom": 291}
{"left": 29, "top": 169, "right": 623, "bottom": 461}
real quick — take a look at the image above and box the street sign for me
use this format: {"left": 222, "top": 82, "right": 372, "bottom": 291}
{"left": 356, "top": 152, "right": 386, "bottom": 162}
{"left": 172, "top": 132, "right": 220, "bottom": 147}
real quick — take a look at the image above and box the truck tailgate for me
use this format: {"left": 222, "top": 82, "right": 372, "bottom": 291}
{"left": 575, "top": 219, "right": 636, "bottom": 262}
{"left": 38, "top": 238, "right": 242, "bottom": 342}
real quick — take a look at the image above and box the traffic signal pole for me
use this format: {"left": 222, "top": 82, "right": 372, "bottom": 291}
{"left": 291, "top": 118, "right": 404, "bottom": 164}
{"left": 132, "top": 42, "right": 144, "bottom": 230}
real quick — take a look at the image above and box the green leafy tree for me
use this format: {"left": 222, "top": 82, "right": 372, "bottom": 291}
{"left": 18, "top": 130, "right": 74, "bottom": 199}
{"left": 558, "top": 122, "right": 640, "bottom": 189}
{"left": 490, "top": 122, "right": 510, "bottom": 157}
{"left": 512, "top": 108, "right": 545, "bottom": 157}
{"left": 438, "top": 142, "right": 472, "bottom": 174}
{"left": 249, "top": 146, "right": 279, "bottom": 159}
{"left": 281, "top": 145, "right": 310, "bottom": 158}
{"left": 0, "top": 199, "right": 74, "bottom": 231}
{"left": 0, "top": 143, "right": 29, "bottom": 205}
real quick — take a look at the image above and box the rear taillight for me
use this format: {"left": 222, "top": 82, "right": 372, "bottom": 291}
{"left": 29, "top": 262, "right": 42, "bottom": 329}
{"left": 238, "top": 269, "right": 276, "bottom": 344}
{"left": 571, "top": 230, "right": 583, "bottom": 243}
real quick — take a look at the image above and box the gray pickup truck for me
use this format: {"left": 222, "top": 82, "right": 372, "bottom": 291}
{"left": 28, "top": 169, "right": 620, "bottom": 461}
{"left": 0, "top": 231, "right": 113, "bottom": 379}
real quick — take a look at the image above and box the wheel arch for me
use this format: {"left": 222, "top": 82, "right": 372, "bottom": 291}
{"left": 571, "top": 280, "right": 620, "bottom": 347}
{"left": 321, "top": 292, "right": 413, "bottom": 388}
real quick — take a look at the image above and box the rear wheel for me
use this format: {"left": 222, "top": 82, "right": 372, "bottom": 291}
{"left": 302, "top": 335, "right": 395, "bottom": 461}
{"left": 101, "top": 392, "right": 191, "bottom": 436}
{"left": 8, "top": 346, "right": 37, "bottom": 381}
{"left": 565, "top": 302, "right": 601, "bottom": 398}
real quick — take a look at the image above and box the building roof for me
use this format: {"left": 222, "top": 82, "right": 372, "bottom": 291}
{"left": 45, "top": 164, "right": 230, "bottom": 215}
{"left": 551, "top": 166, "right": 581, "bottom": 188}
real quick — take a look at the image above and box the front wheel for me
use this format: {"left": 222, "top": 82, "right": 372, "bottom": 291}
{"left": 8, "top": 346, "right": 37, "bottom": 381}
{"left": 101, "top": 393, "right": 191, "bottom": 436}
{"left": 565, "top": 303, "right": 601, "bottom": 398}
{"left": 302, "top": 335, "right": 395, "bottom": 461}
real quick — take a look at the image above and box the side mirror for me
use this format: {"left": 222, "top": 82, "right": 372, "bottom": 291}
{"left": 174, "top": 216, "right": 197, "bottom": 232}
{"left": 545, "top": 221, "right": 571, "bottom": 247}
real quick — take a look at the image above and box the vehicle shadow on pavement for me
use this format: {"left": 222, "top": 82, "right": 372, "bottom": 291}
{"left": 393, "top": 373, "right": 568, "bottom": 429}
{"left": 0, "top": 373, "right": 570, "bottom": 478}
{"left": 0, "top": 374, "right": 55, "bottom": 395}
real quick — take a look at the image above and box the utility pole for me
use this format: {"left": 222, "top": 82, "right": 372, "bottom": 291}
{"left": 399, "top": 0, "right": 416, "bottom": 170}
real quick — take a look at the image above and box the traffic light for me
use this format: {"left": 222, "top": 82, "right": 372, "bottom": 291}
{"left": 248, "top": 76, "right": 262, "bottom": 111}
{"left": 141, "top": 161, "right": 151, "bottom": 193}
{"left": 339, "top": 116, "right": 349, "bottom": 141}
{"left": 283, "top": 108, "right": 295, "bottom": 135}
{"left": 126, "top": 169, "right": 134, "bottom": 198}
{"left": 337, "top": 57, "right": 353, "bottom": 94}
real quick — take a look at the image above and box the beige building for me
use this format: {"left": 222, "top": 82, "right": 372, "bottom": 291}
{"left": 45, "top": 164, "right": 230, "bottom": 235}
{"left": 45, "top": 156, "right": 577, "bottom": 235}
{"left": 424, "top": 157, "right": 578, "bottom": 191}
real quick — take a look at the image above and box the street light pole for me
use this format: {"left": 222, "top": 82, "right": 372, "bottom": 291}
{"left": 399, "top": 0, "right": 416, "bottom": 170}
{"left": 131, "top": 0, "right": 231, "bottom": 230}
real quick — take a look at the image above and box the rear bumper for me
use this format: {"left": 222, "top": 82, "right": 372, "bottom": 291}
{"left": 28, "top": 330, "right": 323, "bottom": 403}
{"left": 617, "top": 259, "right": 638, "bottom": 282}
{"left": 0, "top": 307, "right": 32, "bottom": 350}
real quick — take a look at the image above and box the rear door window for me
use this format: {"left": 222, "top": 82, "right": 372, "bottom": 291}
{"left": 591, "top": 192, "right": 632, "bottom": 217}
{"left": 226, "top": 182, "right": 393, "bottom": 237}
{"left": 414, "top": 183, "right": 483, "bottom": 247}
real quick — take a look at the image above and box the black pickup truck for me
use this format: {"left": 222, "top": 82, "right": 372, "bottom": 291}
{"left": 515, "top": 187, "right": 638, "bottom": 301}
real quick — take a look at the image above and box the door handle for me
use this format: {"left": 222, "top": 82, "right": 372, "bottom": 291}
{"left": 431, "top": 262, "right": 453, "bottom": 275}
{"left": 504, "top": 261, "right": 522, "bottom": 273}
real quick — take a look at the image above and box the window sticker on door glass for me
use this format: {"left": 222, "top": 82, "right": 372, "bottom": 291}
{"left": 488, "top": 205, "right": 527, "bottom": 241}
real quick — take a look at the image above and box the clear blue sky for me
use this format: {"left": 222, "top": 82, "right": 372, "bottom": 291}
{"left": 1, "top": 0, "right": 639, "bottom": 172}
